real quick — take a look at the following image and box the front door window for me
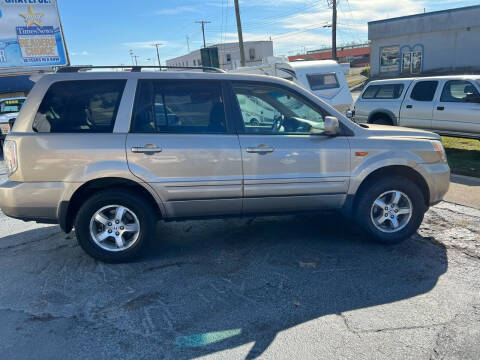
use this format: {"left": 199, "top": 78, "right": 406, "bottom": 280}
{"left": 232, "top": 83, "right": 325, "bottom": 135}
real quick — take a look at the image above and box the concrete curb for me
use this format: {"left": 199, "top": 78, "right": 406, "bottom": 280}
{"left": 451, "top": 174, "right": 480, "bottom": 184}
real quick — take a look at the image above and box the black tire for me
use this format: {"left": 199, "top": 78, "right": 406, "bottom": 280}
{"left": 74, "top": 188, "right": 157, "bottom": 263}
{"left": 355, "top": 176, "right": 426, "bottom": 244}
{"left": 250, "top": 118, "right": 260, "bottom": 126}
{"left": 370, "top": 116, "right": 393, "bottom": 126}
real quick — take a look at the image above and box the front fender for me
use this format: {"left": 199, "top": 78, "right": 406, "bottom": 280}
{"left": 348, "top": 149, "right": 425, "bottom": 196}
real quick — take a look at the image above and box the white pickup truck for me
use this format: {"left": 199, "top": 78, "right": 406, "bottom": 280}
{"left": 0, "top": 97, "right": 26, "bottom": 152}
{"left": 353, "top": 75, "right": 480, "bottom": 140}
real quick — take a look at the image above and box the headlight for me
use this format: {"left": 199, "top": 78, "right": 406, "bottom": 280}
{"left": 431, "top": 140, "right": 447, "bottom": 162}
{"left": 0, "top": 123, "right": 10, "bottom": 134}
{"left": 4, "top": 140, "right": 18, "bottom": 175}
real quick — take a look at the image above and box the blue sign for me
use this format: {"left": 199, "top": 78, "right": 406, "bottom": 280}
{"left": 0, "top": 1, "right": 68, "bottom": 69}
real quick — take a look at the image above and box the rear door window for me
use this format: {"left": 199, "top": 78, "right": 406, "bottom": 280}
{"left": 306, "top": 73, "right": 339, "bottom": 91}
{"left": 410, "top": 81, "right": 438, "bottom": 102}
{"left": 131, "top": 80, "right": 227, "bottom": 134}
{"left": 33, "top": 80, "right": 126, "bottom": 133}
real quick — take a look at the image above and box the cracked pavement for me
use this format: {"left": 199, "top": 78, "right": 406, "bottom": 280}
{"left": 0, "top": 160, "right": 479, "bottom": 360}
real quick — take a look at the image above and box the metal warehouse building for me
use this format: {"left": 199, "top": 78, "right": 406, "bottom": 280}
{"left": 369, "top": 5, "right": 480, "bottom": 77}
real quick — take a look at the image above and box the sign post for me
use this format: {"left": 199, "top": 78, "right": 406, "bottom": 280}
{"left": 0, "top": 0, "right": 69, "bottom": 72}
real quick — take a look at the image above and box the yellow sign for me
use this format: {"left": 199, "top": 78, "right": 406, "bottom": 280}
{"left": 20, "top": 6, "right": 44, "bottom": 27}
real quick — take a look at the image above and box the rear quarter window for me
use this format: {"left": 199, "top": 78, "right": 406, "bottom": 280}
{"left": 306, "top": 73, "right": 340, "bottom": 91}
{"left": 33, "top": 80, "right": 126, "bottom": 133}
{"left": 362, "top": 84, "right": 404, "bottom": 99}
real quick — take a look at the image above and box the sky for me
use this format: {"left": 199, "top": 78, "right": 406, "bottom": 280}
{"left": 57, "top": 0, "right": 480, "bottom": 66}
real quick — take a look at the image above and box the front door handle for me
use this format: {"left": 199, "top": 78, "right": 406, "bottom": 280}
{"left": 406, "top": 105, "right": 413, "bottom": 109}
{"left": 437, "top": 106, "right": 445, "bottom": 111}
{"left": 246, "top": 145, "right": 274, "bottom": 153}
{"left": 131, "top": 144, "right": 163, "bottom": 153}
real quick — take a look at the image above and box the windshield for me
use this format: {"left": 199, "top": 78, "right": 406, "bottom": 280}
{"left": 0, "top": 99, "right": 25, "bottom": 115}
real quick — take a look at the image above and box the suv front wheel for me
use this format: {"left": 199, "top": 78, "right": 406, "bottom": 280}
{"left": 75, "top": 189, "right": 157, "bottom": 263}
{"left": 356, "top": 176, "right": 426, "bottom": 244}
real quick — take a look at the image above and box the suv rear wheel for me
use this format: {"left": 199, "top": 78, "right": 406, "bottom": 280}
{"left": 355, "top": 176, "right": 426, "bottom": 244}
{"left": 74, "top": 189, "right": 157, "bottom": 263}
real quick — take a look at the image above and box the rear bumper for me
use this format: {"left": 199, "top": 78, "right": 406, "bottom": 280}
{"left": 0, "top": 180, "right": 64, "bottom": 223}
{"left": 416, "top": 162, "right": 451, "bottom": 205}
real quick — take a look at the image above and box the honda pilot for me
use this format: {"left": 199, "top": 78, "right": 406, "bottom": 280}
{"left": 0, "top": 67, "right": 450, "bottom": 262}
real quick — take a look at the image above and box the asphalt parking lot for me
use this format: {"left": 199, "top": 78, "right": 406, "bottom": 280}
{"left": 0, "top": 159, "right": 479, "bottom": 360}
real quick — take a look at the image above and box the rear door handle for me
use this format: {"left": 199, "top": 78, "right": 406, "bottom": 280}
{"left": 131, "top": 145, "right": 163, "bottom": 153}
{"left": 406, "top": 105, "right": 413, "bottom": 109}
{"left": 437, "top": 106, "right": 445, "bottom": 111}
{"left": 246, "top": 145, "right": 274, "bottom": 153}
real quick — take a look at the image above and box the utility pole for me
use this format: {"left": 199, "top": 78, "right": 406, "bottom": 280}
{"left": 152, "top": 43, "right": 162, "bottom": 67}
{"left": 186, "top": 35, "right": 190, "bottom": 52}
{"left": 234, "top": 0, "right": 246, "bottom": 67}
{"left": 328, "top": 0, "right": 338, "bottom": 61}
{"left": 132, "top": 55, "right": 139, "bottom": 66}
{"left": 129, "top": 49, "right": 134, "bottom": 66}
{"left": 196, "top": 21, "right": 211, "bottom": 48}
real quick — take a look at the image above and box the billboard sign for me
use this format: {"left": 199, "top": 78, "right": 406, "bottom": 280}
{"left": 0, "top": 0, "right": 68, "bottom": 70}
{"left": 380, "top": 46, "right": 400, "bottom": 73}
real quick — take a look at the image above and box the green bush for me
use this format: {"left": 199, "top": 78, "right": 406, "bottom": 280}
{"left": 361, "top": 66, "right": 370, "bottom": 78}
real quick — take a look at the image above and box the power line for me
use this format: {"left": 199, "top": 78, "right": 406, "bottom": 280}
{"left": 271, "top": 23, "right": 331, "bottom": 39}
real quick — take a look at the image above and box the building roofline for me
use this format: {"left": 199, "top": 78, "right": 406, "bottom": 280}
{"left": 368, "top": 5, "right": 480, "bottom": 25}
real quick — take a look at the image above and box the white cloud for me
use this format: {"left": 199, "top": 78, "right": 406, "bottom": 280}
{"left": 71, "top": 51, "right": 89, "bottom": 56}
{"left": 123, "top": 41, "right": 168, "bottom": 50}
{"left": 155, "top": 6, "right": 198, "bottom": 15}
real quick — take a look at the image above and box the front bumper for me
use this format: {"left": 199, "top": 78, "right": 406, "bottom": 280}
{"left": 0, "top": 180, "right": 64, "bottom": 223}
{"left": 416, "top": 162, "right": 450, "bottom": 205}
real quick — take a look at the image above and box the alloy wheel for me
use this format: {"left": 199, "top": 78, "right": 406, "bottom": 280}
{"left": 89, "top": 205, "right": 141, "bottom": 252}
{"left": 370, "top": 190, "right": 413, "bottom": 233}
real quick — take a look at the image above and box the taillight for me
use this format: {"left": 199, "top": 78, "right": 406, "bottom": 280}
{"left": 4, "top": 140, "right": 18, "bottom": 175}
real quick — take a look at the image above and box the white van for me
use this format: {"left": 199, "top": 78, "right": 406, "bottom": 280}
{"left": 231, "top": 58, "right": 353, "bottom": 114}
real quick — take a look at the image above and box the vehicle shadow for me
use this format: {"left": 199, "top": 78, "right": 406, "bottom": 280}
{"left": 0, "top": 213, "right": 448, "bottom": 359}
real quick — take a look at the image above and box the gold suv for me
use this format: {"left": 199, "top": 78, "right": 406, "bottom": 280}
{"left": 0, "top": 67, "right": 450, "bottom": 262}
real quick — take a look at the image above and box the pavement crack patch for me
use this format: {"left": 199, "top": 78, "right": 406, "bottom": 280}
{"left": 338, "top": 313, "right": 361, "bottom": 338}
{"left": 0, "top": 307, "right": 74, "bottom": 323}
{"left": 142, "top": 261, "right": 195, "bottom": 273}
{"left": 0, "top": 231, "right": 61, "bottom": 252}
{"left": 363, "top": 323, "right": 450, "bottom": 333}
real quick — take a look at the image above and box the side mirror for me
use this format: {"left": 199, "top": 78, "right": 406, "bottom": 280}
{"left": 324, "top": 116, "right": 340, "bottom": 136}
{"left": 346, "top": 110, "right": 353, "bottom": 119}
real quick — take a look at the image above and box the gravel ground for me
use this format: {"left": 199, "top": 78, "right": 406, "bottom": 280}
{"left": 0, "top": 160, "right": 479, "bottom": 360}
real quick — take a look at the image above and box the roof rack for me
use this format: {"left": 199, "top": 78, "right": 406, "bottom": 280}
{"left": 56, "top": 65, "right": 225, "bottom": 73}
